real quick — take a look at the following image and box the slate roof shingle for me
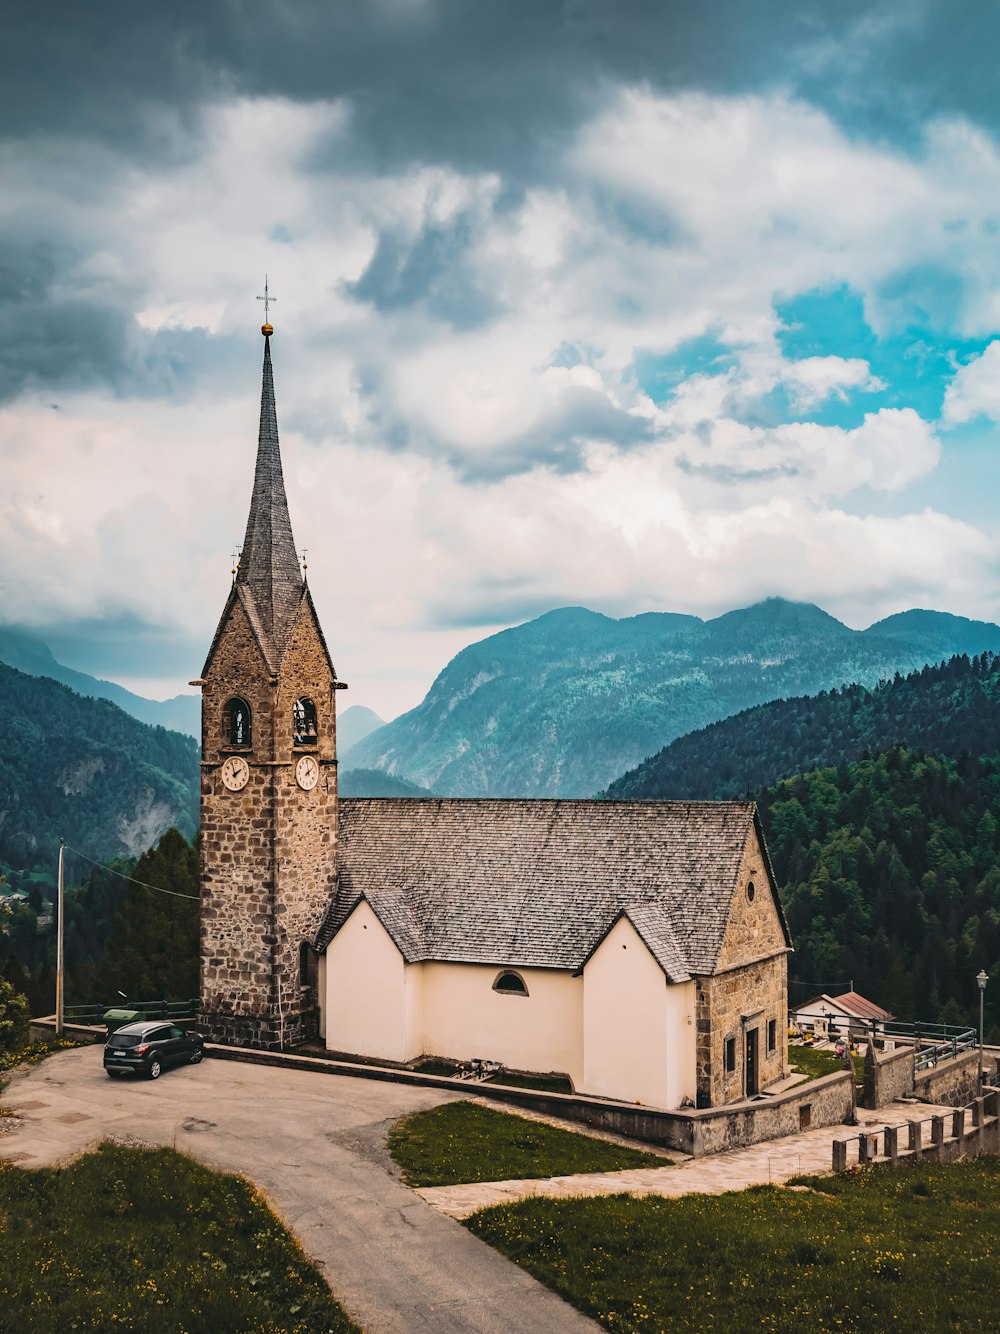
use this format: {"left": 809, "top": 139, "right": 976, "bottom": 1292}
{"left": 317, "top": 798, "right": 787, "bottom": 978}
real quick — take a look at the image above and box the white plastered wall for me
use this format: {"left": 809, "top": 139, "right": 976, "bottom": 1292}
{"left": 581, "top": 916, "right": 697, "bottom": 1109}
{"left": 323, "top": 900, "right": 407, "bottom": 1063}
{"left": 417, "top": 963, "right": 584, "bottom": 1087}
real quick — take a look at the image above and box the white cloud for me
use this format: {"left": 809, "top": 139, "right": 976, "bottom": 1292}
{"left": 782, "top": 356, "right": 884, "bottom": 408}
{"left": 942, "top": 341, "right": 1000, "bottom": 425}
{"left": 5, "top": 86, "right": 1000, "bottom": 716}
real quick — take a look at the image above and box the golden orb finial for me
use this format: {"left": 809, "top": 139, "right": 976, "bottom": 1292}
{"left": 261, "top": 323, "right": 273, "bottom": 336}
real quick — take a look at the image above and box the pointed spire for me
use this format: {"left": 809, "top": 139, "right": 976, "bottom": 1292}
{"left": 236, "top": 333, "right": 303, "bottom": 661}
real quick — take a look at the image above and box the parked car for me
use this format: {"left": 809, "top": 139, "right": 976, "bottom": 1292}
{"left": 103, "top": 1020, "right": 205, "bottom": 1080}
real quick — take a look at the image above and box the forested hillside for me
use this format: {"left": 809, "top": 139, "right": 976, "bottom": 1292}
{"left": 347, "top": 599, "right": 1000, "bottom": 797}
{"left": 762, "top": 748, "right": 1000, "bottom": 1040}
{"left": 2, "top": 828, "right": 198, "bottom": 1014}
{"left": 605, "top": 653, "right": 1000, "bottom": 800}
{"left": 0, "top": 663, "right": 198, "bottom": 891}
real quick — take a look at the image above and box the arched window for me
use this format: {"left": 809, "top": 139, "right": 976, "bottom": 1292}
{"left": 224, "top": 697, "right": 252, "bottom": 747}
{"left": 293, "top": 697, "right": 318, "bottom": 745}
{"left": 493, "top": 970, "right": 528, "bottom": 996}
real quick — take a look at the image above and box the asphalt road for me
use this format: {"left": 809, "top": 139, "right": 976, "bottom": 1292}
{"left": 1, "top": 1045, "right": 597, "bottom": 1333}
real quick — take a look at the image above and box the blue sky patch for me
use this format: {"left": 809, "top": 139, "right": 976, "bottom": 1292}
{"left": 777, "top": 284, "right": 991, "bottom": 426}
{"left": 634, "top": 333, "right": 738, "bottom": 400}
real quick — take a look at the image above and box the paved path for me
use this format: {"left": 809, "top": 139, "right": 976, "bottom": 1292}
{"left": 416, "top": 1099, "right": 954, "bottom": 1219}
{"left": 0, "top": 1046, "right": 597, "bottom": 1333}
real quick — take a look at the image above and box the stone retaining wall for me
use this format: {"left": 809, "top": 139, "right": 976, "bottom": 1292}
{"left": 913, "top": 1049, "right": 980, "bottom": 1108}
{"left": 864, "top": 1042, "right": 914, "bottom": 1109}
{"left": 689, "top": 1068, "right": 855, "bottom": 1156}
{"left": 863, "top": 1042, "right": 984, "bottom": 1110}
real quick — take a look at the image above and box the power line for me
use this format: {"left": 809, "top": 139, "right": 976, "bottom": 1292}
{"left": 788, "top": 978, "right": 853, "bottom": 991}
{"left": 65, "top": 845, "right": 199, "bottom": 902}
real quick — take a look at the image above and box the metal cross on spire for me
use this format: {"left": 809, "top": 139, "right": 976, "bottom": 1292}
{"left": 257, "top": 276, "right": 277, "bottom": 323}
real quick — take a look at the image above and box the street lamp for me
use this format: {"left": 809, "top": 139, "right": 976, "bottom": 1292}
{"left": 977, "top": 969, "right": 989, "bottom": 1092}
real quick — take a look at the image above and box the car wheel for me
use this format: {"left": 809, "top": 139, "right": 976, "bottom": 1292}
{"left": 148, "top": 1057, "right": 162, "bottom": 1080}
{"left": 189, "top": 1048, "right": 203, "bottom": 1065}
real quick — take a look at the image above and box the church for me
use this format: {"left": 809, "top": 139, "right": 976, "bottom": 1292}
{"left": 195, "top": 320, "right": 792, "bottom": 1112}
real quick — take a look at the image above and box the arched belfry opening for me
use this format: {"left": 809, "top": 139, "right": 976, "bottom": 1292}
{"left": 224, "top": 697, "right": 252, "bottom": 747}
{"left": 293, "top": 697, "right": 317, "bottom": 745}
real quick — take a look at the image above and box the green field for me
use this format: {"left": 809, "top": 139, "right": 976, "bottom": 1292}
{"left": 0, "top": 1143, "right": 358, "bottom": 1333}
{"left": 466, "top": 1158, "right": 1000, "bottom": 1332}
{"left": 388, "top": 1100, "right": 667, "bottom": 1187}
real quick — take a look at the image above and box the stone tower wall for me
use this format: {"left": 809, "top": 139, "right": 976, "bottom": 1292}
{"left": 199, "top": 591, "right": 338, "bottom": 1048}
{"left": 271, "top": 597, "right": 339, "bottom": 1045}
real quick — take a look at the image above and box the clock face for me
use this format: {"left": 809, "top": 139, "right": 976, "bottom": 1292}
{"left": 296, "top": 755, "right": 320, "bottom": 791}
{"left": 221, "top": 756, "right": 250, "bottom": 791}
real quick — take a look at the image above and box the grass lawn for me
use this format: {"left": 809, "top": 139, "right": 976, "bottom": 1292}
{"left": 0, "top": 1142, "right": 359, "bottom": 1333}
{"left": 467, "top": 1157, "right": 1000, "bottom": 1332}
{"left": 388, "top": 1100, "right": 668, "bottom": 1187}
{"left": 788, "top": 1042, "right": 865, "bottom": 1091}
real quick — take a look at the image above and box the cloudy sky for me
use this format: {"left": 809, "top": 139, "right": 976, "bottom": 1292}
{"left": 5, "top": 1, "right": 1000, "bottom": 720}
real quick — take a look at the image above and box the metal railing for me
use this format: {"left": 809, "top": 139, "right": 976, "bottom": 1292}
{"left": 792, "top": 1010, "right": 979, "bottom": 1070}
{"left": 64, "top": 998, "right": 200, "bottom": 1026}
{"left": 907, "top": 1027, "right": 978, "bottom": 1071}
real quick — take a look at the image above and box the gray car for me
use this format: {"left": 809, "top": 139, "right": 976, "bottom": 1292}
{"left": 103, "top": 1020, "right": 205, "bottom": 1080}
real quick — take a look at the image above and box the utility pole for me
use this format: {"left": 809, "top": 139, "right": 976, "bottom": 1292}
{"left": 55, "top": 839, "right": 65, "bottom": 1037}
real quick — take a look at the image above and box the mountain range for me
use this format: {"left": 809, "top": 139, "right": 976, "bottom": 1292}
{"left": 345, "top": 599, "right": 1000, "bottom": 797}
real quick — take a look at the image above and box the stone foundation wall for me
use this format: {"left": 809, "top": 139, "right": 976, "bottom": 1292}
{"left": 199, "top": 1002, "right": 319, "bottom": 1049}
{"left": 691, "top": 1068, "right": 854, "bottom": 1155}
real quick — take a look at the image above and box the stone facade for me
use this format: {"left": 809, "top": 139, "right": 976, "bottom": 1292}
{"left": 200, "top": 589, "right": 339, "bottom": 1049}
{"left": 695, "top": 827, "right": 789, "bottom": 1107}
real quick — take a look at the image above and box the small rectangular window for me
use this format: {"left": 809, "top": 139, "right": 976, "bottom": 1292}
{"left": 767, "top": 1018, "right": 777, "bottom": 1053}
{"left": 724, "top": 1036, "right": 736, "bottom": 1073}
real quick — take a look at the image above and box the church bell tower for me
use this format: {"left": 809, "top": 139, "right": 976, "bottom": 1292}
{"left": 196, "top": 307, "right": 342, "bottom": 1048}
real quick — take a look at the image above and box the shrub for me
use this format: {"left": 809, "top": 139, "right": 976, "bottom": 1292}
{"left": 0, "top": 978, "right": 30, "bottom": 1055}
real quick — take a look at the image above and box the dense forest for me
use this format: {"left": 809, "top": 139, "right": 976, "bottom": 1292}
{"left": 762, "top": 747, "right": 1000, "bottom": 1040}
{"left": 605, "top": 652, "right": 1000, "bottom": 801}
{"left": 2, "top": 828, "right": 198, "bottom": 1014}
